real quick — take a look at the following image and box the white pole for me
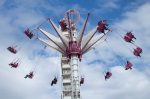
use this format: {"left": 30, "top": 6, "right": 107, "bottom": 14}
{"left": 70, "top": 55, "right": 80, "bottom": 99}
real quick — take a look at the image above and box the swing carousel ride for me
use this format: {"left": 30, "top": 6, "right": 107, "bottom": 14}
{"left": 7, "top": 9, "right": 143, "bottom": 99}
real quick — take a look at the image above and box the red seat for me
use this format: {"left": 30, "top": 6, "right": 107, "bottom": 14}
{"left": 124, "top": 35, "right": 132, "bottom": 42}
{"left": 59, "top": 20, "right": 68, "bottom": 31}
{"left": 97, "top": 20, "right": 108, "bottom": 33}
{"left": 7, "top": 46, "right": 17, "bottom": 54}
{"left": 126, "top": 32, "right": 136, "bottom": 39}
{"left": 133, "top": 47, "right": 142, "bottom": 57}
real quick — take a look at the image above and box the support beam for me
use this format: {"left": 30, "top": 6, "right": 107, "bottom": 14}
{"left": 38, "top": 37, "right": 65, "bottom": 54}
{"left": 38, "top": 28, "right": 66, "bottom": 52}
{"left": 66, "top": 12, "right": 73, "bottom": 41}
{"left": 48, "top": 18, "right": 69, "bottom": 48}
{"left": 77, "top": 13, "right": 90, "bottom": 46}
{"left": 82, "top": 31, "right": 109, "bottom": 54}
{"left": 81, "top": 26, "right": 98, "bottom": 51}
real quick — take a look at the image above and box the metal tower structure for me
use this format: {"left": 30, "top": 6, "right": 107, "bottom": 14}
{"left": 37, "top": 9, "right": 109, "bottom": 99}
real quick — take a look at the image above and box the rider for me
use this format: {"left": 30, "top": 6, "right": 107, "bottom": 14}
{"left": 80, "top": 77, "right": 84, "bottom": 85}
{"left": 126, "top": 32, "right": 136, "bottom": 39}
{"left": 24, "top": 29, "right": 33, "bottom": 39}
{"left": 105, "top": 71, "right": 112, "bottom": 80}
{"left": 133, "top": 47, "right": 142, "bottom": 57}
{"left": 59, "top": 19, "right": 68, "bottom": 31}
{"left": 125, "top": 60, "right": 133, "bottom": 70}
{"left": 9, "top": 62, "right": 18, "bottom": 68}
{"left": 51, "top": 77, "right": 57, "bottom": 86}
{"left": 97, "top": 20, "right": 109, "bottom": 34}
{"left": 24, "top": 71, "right": 34, "bottom": 79}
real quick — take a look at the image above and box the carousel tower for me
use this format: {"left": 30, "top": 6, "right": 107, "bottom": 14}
{"left": 37, "top": 9, "right": 109, "bottom": 99}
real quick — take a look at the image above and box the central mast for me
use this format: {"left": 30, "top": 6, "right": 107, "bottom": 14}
{"left": 61, "top": 10, "right": 80, "bottom": 99}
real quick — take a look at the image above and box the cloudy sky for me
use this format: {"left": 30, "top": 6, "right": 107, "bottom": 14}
{"left": 0, "top": 0, "right": 150, "bottom": 99}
